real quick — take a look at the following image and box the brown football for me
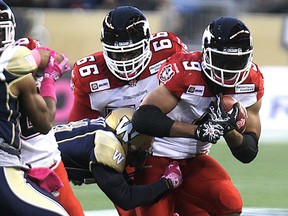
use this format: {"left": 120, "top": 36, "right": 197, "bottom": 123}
{"left": 220, "top": 95, "right": 248, "bottom": 133}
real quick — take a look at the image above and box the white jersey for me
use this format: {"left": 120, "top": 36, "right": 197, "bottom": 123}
{"left": 89, "top": 75, "right": 158, "bottom": 115}
{"left": 21, "top": 130, "right": 61, "bottom": 169}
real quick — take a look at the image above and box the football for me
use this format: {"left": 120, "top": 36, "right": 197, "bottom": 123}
{"left": 220, "top": 95, "right": 248, "bottom": 133}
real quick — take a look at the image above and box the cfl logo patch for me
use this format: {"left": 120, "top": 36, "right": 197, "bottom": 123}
{"left": 159, "top": 64, "right": 175, "bottom": 84}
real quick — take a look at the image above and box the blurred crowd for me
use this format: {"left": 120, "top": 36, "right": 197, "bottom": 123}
{"left": 5, "top": 0, "right": 288, "bottom": 13}
{"left": 5, "top": 0, "right": 161, "bottom": 10}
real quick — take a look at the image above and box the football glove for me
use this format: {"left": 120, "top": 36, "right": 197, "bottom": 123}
{"left": 43, "top": 50, "right": 70, "bottom": 81}
{"left": 195, "top": 120, "right": 224, "bottom": 144}
{"left": 209, "top": 96, "right": 240, "bottom": 134}
{"left": 162, "top": 161, "right": 183, "bottom": 189}
{"left": 27, "top": 167, "right": 63, "bottom": 195}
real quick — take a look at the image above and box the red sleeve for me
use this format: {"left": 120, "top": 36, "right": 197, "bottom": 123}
{"left": 68, "top": 53, "right": 103, "bottom": 122}
{"left": 157, "top": 51, "right": 204, "bottom": 99}
{"left": 68, "top": 63, "right": 96, "bottom": 122}
{"left": 241, "top": 63, "right": 264, "bottom": 101}
{"left": 68, "top": 97, "right": 100, "bottom": 122}
{"left": 15, "top": 37, "right": 41, "bottom": 49}
{"left": 253, "top": 63, "right": 264, "bottom": 100}
{"left": 157, "top": 52, "right": 189, "bottom": 98}
{"left": 165, "top": 32, "right": 188, "bottom": 53}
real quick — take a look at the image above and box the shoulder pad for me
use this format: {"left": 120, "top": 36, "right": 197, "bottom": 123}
{"left": 1, "top": 45, "right": 37, "bottom": 76}
{"left": 14, "top": 37, "right": 41, "bottom": 49}
{"left": 94, "top": 130, "right": 126, "bottom": 173}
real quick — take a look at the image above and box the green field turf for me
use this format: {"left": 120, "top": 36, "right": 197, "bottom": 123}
{"left": 73, "top": 141, "right": 288, "bottom": 210}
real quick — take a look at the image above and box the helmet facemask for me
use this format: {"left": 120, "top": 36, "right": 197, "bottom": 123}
{"left": 0, "top": 7, "right": 15, "bottom": 51}
{"left": 202, "top": 46, "right": 253, "bottom": 87}
{"left": 126, "top": 140, "right": 152, "bottom": 168}
{"left": 103, "top": 37, "right": 152, "bottom": 81}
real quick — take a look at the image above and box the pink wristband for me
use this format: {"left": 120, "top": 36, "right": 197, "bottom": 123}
{"left": 40, "top": 77, "right": 57, "bottom": 102}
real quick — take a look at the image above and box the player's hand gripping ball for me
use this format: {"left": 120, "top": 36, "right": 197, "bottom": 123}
{"left": 220, "top": 95, "right": 248, "bottom": 133}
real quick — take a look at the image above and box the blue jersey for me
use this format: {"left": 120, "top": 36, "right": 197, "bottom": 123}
{"left": 0, "top": 45, "right": 37, "bottom": 162}
{"left": 54, "top": 117, "right": 108, "bottom": 183}
{"left": 0, "top": 64, "right": 21, "bottom": 150}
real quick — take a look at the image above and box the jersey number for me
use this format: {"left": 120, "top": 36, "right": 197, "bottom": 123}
{"left": 151, "top": 32, "right": 172, "bottom": 52}
{"left": 76, "top": 56, "right": 99, "bottom": 77}
{"left": 182, "top": 61, "right": 202, "bottom": 71}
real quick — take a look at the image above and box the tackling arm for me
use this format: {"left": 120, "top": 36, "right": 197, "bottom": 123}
{"left": 133, "top": 84, "right": 198, "bottom": 138}
{"left": 91, "top": 163, "right": 172, "bottom": 210}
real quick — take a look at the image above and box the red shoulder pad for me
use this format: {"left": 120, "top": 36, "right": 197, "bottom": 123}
{"left": 15, "top": 37, "right": 41, "bottom": 50}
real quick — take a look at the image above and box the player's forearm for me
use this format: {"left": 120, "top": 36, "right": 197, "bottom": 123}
{"left": 133, "top": 105, "right": 197, "bottom": 138}
{"left": 109, "top": 179, "right": 171, "bottom": 210}
{"left": 92, "top": 164, "right": 171, "bottom": 210}
{"left": 224, "top": 130, "right": 243, "bottom": 149}
{"left": 225, "top": 131, "right": 259, "bottom": 163}
{"left": 170, "top": 121, "right": 197, "bottom": 137}
{"left": 43, "top": 97, "right": 56, "bottom": 123}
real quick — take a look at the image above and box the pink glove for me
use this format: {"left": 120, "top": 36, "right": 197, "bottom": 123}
{"left": 27, "top": 167, "right": 63, "bottom": 195}
{"left": 43, "top": 50, "right": 70, "bottom": 81}
{"left": 162, "top": 161, "right": 183, "bottom": 189}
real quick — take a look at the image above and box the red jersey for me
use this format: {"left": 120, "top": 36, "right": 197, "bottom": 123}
{"left": 68, "top": 32, "right": 187, "bottom": 122}
{"left": 152, "top": 51, "right": 264, "bottom": 159}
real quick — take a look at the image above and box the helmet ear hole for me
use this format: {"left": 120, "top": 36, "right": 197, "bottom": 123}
{"left": 203, "top": 38, "right": 209, "bottom": 48}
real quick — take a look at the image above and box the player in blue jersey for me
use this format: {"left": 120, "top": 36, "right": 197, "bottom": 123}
{"left": 56, "top": 108, "right": 183, "bottom": 210}
{"left": 0, "top": 1, "right": 69, "bottom": 215}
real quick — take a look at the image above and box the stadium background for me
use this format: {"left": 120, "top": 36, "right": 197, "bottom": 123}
{"left": 10, "top": 0, "right": 288, "bottom": 215}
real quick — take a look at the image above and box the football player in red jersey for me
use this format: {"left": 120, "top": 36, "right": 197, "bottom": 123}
{"left": 132, "top": 16, "right": 264, "bottom": 216}
{"left": 68, "top": 6, "right": 187, "bottom": 122}
{"left": 67, "top": 5, "right": 187, "bottom": 216}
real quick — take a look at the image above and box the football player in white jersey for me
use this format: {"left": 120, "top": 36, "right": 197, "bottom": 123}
{"left": 68, "top": 5, "right": 187, "bottom": 216}
{"left": 17, "top": 37, "right": 85, "bottom": 216}
{"left": 68, "top": 6, "right": 187, "bottom": 122}
{"left": 132, "top": 16, "right": 264, "bottom": 216}
{"left": 0, "top": 1, "right": 69, "bottom": 215}
{"left": 57, "top": 108, "right": 183, "bottom": 210}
